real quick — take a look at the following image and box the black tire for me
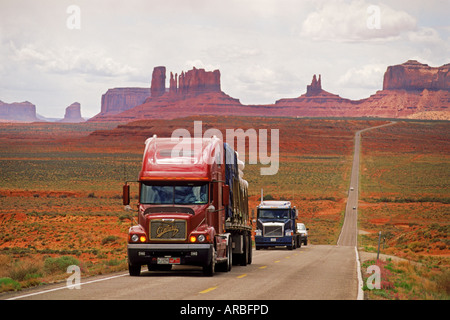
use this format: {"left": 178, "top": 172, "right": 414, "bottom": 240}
{"left": 216, "top": 237, "right": 232, "bottom": 272}
{"left": 128, "top": 263, "right": 141, "bottom": 276}
{"left": 203, "top": 246, "right": 215, "bottom": 277}
{"left": 240, "top": 234, "right": 248, "bottom": 266}
{"left": 287, "top": 237, "right": 295, "bottom": 250}
{"left": 247, "top": 233, "right": 253, "bottom": 265}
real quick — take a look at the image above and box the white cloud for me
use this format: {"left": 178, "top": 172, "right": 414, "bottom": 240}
{"left": 338, "top": 63, "right": 385, "bottom": 90}
{"left": 407, "top": 27, "right": 442, "bottom": 43}
{"left": 301, "top": 0, "right": 417, "bottom": 42}
{"left": 9, "top": 42, "right": 138, "bottom": 78}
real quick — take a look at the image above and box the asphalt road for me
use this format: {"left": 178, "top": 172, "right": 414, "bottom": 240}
{"left": 4, "top": 245, "right": 357, "bottom": 300}
{"left": 338, "top": 122, "right": 396, "bottom": 247}
{"left": 2, "top": 122, "right": 395, "bottom": 301}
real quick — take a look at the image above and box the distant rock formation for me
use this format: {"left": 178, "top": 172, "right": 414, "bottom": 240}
{"left": 88, "top": 60, "right": 450, "bottom": 122}
{"left": 60, "top": 102, "right": 85, "bottom": 123}
{"left": 0, "top": 100, "right": 38, "bottom": 122}
{"left": 99, "top": 88, "right": 150, "bottom": 116}
{"left": 306, "top": 74, "right": 322, "bottom": 96}
{"left": 383, "top": 60, "right": 449, "bottom": 91}
{"left": 150, "top": 66, "right": 166, "bottom": 98}
{"left": 172, "top": 67, "right": 221, "bottom": 96}
{"left": 275, "top": 74, "right": 354, "bottom": 111}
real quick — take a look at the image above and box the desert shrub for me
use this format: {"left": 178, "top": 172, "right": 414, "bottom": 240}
{"left": 9, "top": 260, "right": 42, "bottom": 282}
{"left": 436, "top": 271, "right": 450, "bottom": 296}
{"left": 44, "top": 256, "right": 79, "bottom": 274}
{"left": 101, "top": 235, "right": 119, "bottom": 245}
{"left": 0, "top": 277, "right": 21, "bottom": 291}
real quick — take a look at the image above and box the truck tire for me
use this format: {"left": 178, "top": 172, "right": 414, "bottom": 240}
{"left": 247, "top": 233, "right": 253, "bottom": 265}
{"left": 203, "top": 247, "right": 215, "bottom": 277}
{"left": 128, "top": 263, "right": 141, "bottom": 276}
{"left": 240, "top": 234, "right": 248, "bottom": 266}
{"left": 216, "top": 237, "right": 232, "bottom": 272}
{"left": 287, "top": 238, "right": 295, "bottom": 250}
{"left": 227, "top": 237, "right": 233, "bottom": 271}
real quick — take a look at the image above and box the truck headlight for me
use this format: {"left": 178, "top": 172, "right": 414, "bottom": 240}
{"left": 197, "top": 234, "right": 206, "bottom": 242}
{"left": 255, "top": 229, "right": 262, "bottom": 236}
{"left": 285, "top": 230, "right": 293, "bottom": 236}
{"left": 131, "top": 234, "right": 139, "bottom": 242}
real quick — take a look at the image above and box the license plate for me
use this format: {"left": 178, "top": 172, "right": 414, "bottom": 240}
{"left": 157, "top": 257, "right": 180, "bottom": 264}
{"left": 270, "top": 238, "right": 276, "bottom": 242}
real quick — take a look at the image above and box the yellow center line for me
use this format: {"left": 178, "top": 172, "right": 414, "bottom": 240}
{"left": 259, "top": 266, "right": 267, "bottom": 269}
{"left": 199, "top": 286, "right": 218, "bottom": 294}
{"left": 285, "top": 256, "right": 291, "bottom": 259}
{"left": 274, "top": 260, "right": 281, "bottom": 263}
{"left": 237, "top": 274, "right": 247, "bottom": 279}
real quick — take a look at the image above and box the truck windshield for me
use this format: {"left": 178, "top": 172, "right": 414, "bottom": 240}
{"left": 258, "top": 209, "right": 289, "bottom": 219}
{"left": 140, "top": 182, "right": 208, "bottom": 204}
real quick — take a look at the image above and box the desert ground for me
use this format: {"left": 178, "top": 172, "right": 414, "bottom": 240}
{"left": 0, "top": 116, "right": 448, "bottom": 299}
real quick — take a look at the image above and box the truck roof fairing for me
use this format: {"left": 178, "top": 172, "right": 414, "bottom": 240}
{"left": 139, "top": 136, "right": 222, "bottom": 181}
{"left": 258, "top": 200, "right": 292, "bottom": 209}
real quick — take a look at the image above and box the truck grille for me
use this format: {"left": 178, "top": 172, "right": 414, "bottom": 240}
{"left": 263, "top": 223, "right": 284, "bottom": 237}
{"left": 150, "top": 220, "right": 187, "bottom": 241}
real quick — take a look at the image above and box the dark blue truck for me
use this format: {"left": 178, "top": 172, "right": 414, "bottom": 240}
{"left": 254, "top": 200, "right": 301, "bottom": 250}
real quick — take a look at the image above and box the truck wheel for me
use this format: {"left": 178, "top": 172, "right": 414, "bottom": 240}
{"left": 216, "top": 238, "right": 232, "bottom": 272}
{"left": 128, "top": 263, "right": 141, "bottom": 276}
{"left": 240, "top": 234, "right": 248, "bottom": 266}
{"left": 203, "top": 247, "right": 215, "bottom": 277}
{"left": 227, "top": 237, "right": 232, "bottom": 271}
{"left": 247, "top": 234, "right": 253, "bottom": 265}
{"left": 287, "top": 238, "right": 295, "bottom": 250}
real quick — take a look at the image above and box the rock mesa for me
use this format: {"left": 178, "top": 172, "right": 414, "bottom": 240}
{"left": 60, "top": 102, "right": 85, "bottom": 123}
{"left": 0, "top": 100, "right": 38, "bottom": 122}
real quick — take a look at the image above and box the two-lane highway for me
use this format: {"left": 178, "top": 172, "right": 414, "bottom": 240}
{"left": 5, "top": 245, "right": 357, "bottom": 300}
{"left": 2, "top": 122, "right": 396, "bottom": 301}
{"left": 338, "top": 122, "right": 396, "bottom": 247}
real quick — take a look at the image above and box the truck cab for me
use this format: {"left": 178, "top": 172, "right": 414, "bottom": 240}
{"left": 254, "top": 200, "right": 299, "bottom": 250}
{"left": 124, "top": 136, "right": 251, "bottom": 276}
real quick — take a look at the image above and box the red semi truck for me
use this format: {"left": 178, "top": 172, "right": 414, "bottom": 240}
{"left": 123, "top": 135, "right": 252, "bottom": 276}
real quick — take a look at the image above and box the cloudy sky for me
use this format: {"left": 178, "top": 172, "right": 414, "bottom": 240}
{"left": 1, "top": 0, "right": 449, "bottom": 118}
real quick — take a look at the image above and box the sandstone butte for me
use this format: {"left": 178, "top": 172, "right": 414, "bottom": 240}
{"left": 60, "top": 102, "right": 85, "bottom": 123}
{"left": 88, "top": 60, "right": 449, "bottom": 122}
{"left": 0, "top": 100, "right": 38, "bottom": 122}
{"left": 1, "top": 60, "right": 448, "bottom": 122}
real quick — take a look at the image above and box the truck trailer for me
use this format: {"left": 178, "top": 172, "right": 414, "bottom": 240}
{"left": 254, "top": 200, "right": 301, "bottom": 250}
{"left": 123, "top": 135, "right": 252, "bottom": 276}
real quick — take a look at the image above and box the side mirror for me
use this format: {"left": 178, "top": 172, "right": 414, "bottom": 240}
{"left": 292, "top": 207, "right": 298, "bottom": 219}
{"left": 123, "top": 184, "right": 130, "bottom": 206}
{"left": 222, "top": 185, "right": 230, "bottom": 206}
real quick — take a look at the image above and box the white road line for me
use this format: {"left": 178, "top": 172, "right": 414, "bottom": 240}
{"left": 6, "top": 273, "right": 129, "bottom": 300}
{"left": 355, "top": 246, "right": 364, "bottom": 300}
